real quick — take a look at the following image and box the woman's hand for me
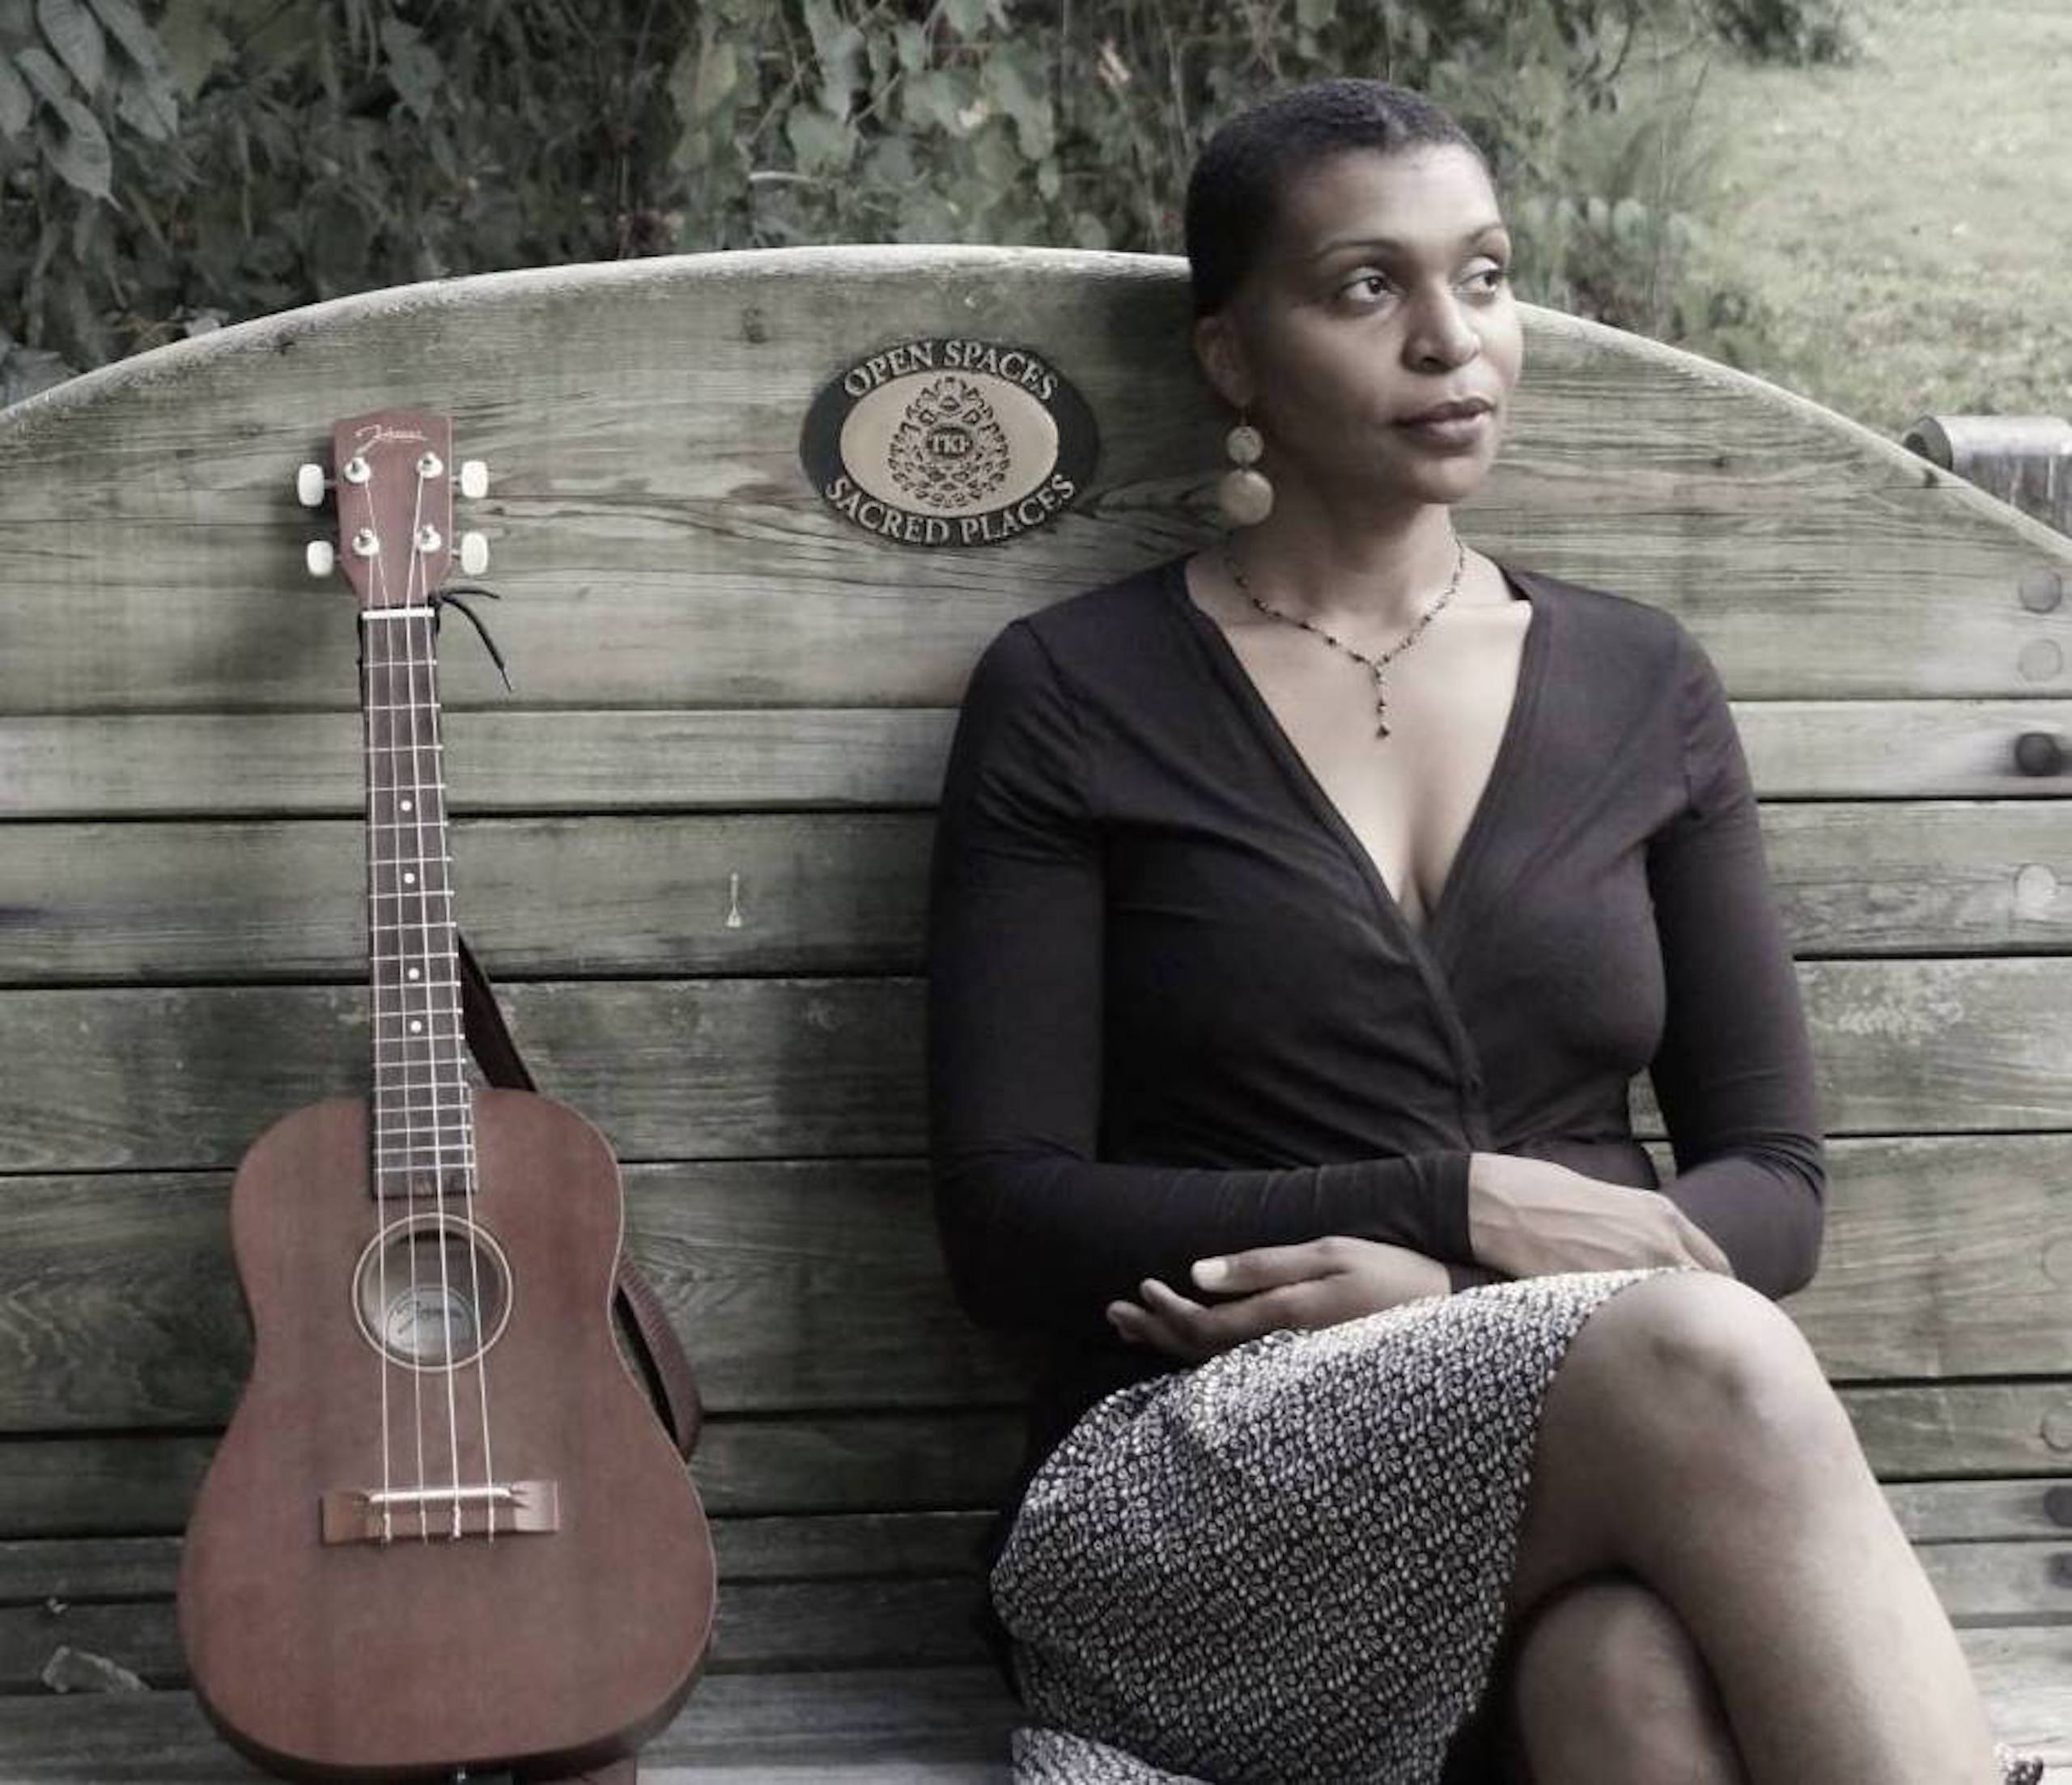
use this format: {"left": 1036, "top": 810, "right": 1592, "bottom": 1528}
{"left": 1105, "top": 1236, "right": 1449, "bottom": 1363}
{"left": 1467, "top": 1153, "right": 1734, "bottom": 1278}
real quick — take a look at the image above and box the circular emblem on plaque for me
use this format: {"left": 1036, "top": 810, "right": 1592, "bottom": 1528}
{"left": 800, "top": 338, "right": 1099, "bottom": 549}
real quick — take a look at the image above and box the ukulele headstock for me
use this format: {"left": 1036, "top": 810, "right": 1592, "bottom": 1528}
{"left": 299, "top": 409, "right": 489, "bottom": 601}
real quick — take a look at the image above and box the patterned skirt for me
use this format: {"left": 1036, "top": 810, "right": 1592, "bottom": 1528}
{"left": 990, "top": 1266, "right": 2048, "bottom": 1785}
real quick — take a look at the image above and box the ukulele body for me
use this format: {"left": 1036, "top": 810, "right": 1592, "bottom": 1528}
{"left": 177, "top": 1087, "right": 715, "bottom": 1782}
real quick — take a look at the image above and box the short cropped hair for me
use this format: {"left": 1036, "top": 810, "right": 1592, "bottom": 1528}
{"left": 1183, "top": 78, "right": 1488, "bottom": 318}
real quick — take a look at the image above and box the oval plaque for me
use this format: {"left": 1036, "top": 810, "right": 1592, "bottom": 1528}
{"left": 800, "top": 337, "right": 1099, "bottom": 549}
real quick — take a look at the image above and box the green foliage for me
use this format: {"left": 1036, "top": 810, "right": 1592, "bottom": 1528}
{"left": 1702, "top": 0, "right": 1854, "bottom": 65}
{"left": 1, "top": 0, "right": 1800, "bottom": 395}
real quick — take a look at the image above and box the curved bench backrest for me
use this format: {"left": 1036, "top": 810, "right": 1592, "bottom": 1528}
{"left": 0, "top": 244, "right": 2066, "bottom": 1551}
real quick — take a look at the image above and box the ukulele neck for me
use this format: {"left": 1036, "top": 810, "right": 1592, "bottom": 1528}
{"left": 361, "top": 605, "right": 473, "bottom": 1200}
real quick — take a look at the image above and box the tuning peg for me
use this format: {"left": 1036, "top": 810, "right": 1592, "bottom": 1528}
{"left": 306, "top": 539, "right": 337, "bottom": 579}
{"left": 459, "top": 532, "right": 490, "bottom": 575}
{"left": 295, "top": 463, "right": 329, "bottom": 507}
{"left": 458, "top": 460, "right": 489, "bottom": 500}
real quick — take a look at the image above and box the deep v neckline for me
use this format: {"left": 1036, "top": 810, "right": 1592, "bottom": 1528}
{"left": 1166, "top": 553, "right": 1552, "bottom": 955}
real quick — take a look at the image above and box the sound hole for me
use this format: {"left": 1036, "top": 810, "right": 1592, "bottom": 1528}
{"left": 352, "top": 1215, "right": 512, "bottom": 1370}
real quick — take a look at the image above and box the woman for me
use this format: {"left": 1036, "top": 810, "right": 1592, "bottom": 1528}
{"left": 925, "top": 78, "right": 2044, "bottom": 1785}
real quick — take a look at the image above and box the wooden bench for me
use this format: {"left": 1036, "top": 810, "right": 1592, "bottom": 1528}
{"left": 0, "top": 245, "right": 2066, "bottom": 1779}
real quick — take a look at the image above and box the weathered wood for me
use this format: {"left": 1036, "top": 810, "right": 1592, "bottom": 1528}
{"left": 0, "top": 815, "right": 929, "bottom": 981}
{"left": 0, "top": 1516, "right": 996, "bottom": 1609}
{"left": 2, "top": 248, "right": 2067, "bottom": 1780}
{"left": 4, "top": 799, "right": 2070, "bottom": 984}
{"left": 0, "top": 710, "right": 954, "bottom": 817}
{"left": 0, "top": 1413, "right": 1026, "bottom": 1539}
{"left": 1906, "top": 415, "right": 2072, "bottom": 537}
{"left": 0, "top": 1668, "right": 1025, "bottom": 1778}
{"left": 2, "top": 252, "right": 2069, "bottom": 711}
{"left": 8, "top": 702, "right": 2071, "bottom": 819}
{"left": 0, "top": 1138, "right": 2059, "bottom": 1431}
{"left": 1, "top": 1485, "right": 2060, "bottom": 1620}
{"left": 6, "top": 964, "right": 2072, "bottom": 1174}
{"left": 0, "top": 1575, "right": 992, "bottom": 1691}
{"left": 0, "top": 1643, "right": 2061, "bottom": 1779}
{"left": 1887, "top": 1480, "right": 2072, "bottom": 1544}
{"left": 0, "top": 1387, "right": 2065, "bottom": 1543}
{"left": 2, "top": 1533, "right": 2062, "bottom": 1698}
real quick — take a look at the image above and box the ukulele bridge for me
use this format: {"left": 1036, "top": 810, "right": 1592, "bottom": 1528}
{"left": 320, "top": 1478, "right": 560, "bottom": 1545}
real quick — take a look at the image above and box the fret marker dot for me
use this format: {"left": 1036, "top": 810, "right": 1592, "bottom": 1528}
{"left": 407, "top": 968, "right": 421, "bottom": 981}
{"left": 410, "top": 1020, "right": 423, "bottom": 1033}
{"left": 403, "top": 871, "right": 416, "bottom": 885}
{"left": 400, "top": 799, "right": 414, "bottom": 813}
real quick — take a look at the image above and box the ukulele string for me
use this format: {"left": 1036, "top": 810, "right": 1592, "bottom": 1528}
{"left": 405, "top": 466, "right": 467, "bottom": 1541}
{"left": 424, "top": 476, "right": 500, "bottom": 1542}
{"left": 379, "top": 494, "right": 431, "bottom": 1541}
{"left": 364, "top": 485, "right": 395, "bottom": 1546}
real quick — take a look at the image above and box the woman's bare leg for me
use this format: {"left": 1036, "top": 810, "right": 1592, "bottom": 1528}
{"left": 1497, "top": 1270, "right": 2003, "bottom": 1784}
{"left": 1501, "top": 1571, "right": 1745, "bottom": 1785}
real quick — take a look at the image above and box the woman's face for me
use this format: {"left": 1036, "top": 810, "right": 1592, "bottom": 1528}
{"left": 1195, "top": 143, "right": 1523, "bottom": 512}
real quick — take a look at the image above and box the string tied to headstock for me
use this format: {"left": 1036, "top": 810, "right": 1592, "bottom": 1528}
{"left": 434, "top": 585, "right": 514, "bottom": 693}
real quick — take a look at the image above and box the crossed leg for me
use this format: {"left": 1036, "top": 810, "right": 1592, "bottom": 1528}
{"left": 1478, "top": 1269, "right": 2007, "bottom": 1785}
{"left": 1481, "top": 1571, "right": 1743, "bottom": 1785}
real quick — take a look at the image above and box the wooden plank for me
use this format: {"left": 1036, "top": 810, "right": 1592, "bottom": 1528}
{"left": 6, "top": 799, "right": 2070, "bottom": 984}
{"left": 0, "top": 710, "right": 954, "bottom": 819}
{"left": 0, "top": 815, "right": 930, "bottom": 982}
{"left": 0, "top": 1384, "right": 2065, "bottom": 1541}
{"left": 0, "top": 1668, "right": 1023, "bottom": 1779}
{"left": 1889, "top": 1480, "right": 2072, "bottom": 1544}
{"left": 0, "top": 1647, "right": 2058, "bottom": 1779}
{"left": 1925, "top": 1542, "right": 2072, "bottom": 1629}
{"left": 0, "top": 1413, "right": 1025, "bottom": 1539}
{"left": 2, "top": 254, "right": 2069, "bottom": 707}
{"left": 0, "top": 980, "right": 925, "bottom": 1174}
{"left": 1959, "top": 1626, "right": 2072, "bottom": 1770}
{"left": 1, "top": 1535, "right": 2060, "bottom": 1698}
{"left": 0, "top": 1137, "right": 2059, "bottom": 1431}
{"left": 1756, "top": 803, "right": 2072, "bottom": 956}
{"left": 1786, "top": 1134, "right": 2072, "bottom": 1380}
{"left": 0, "top": 1515, "right": 997, "bottom": 1608}
{"left": 6, "top": 1483, "right": 2059, "bottom": 1610}
{"left": 0, "top": 1575, "right": 993, "bottom": 1692}
{"left": 1737, "top": 702, "right": 2072, "bottom": 800}
{"left": 6, "top": 960, "right": 2072, "bottom": 1174}
{"left": 7, "top": 703, "right": 2070, "bottom": 818}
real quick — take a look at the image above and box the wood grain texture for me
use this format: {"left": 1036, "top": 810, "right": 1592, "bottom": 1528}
{"left": 7, "top": 702, "right": 2070, "bottom": 818}
{"left": 3, "top": 800, "right": 2070, "bottom": 983}
{"left": 1, "top": 248, "right": 2069, "bottom": 711}
{"left": 3, "top": 964, "right": 2072, "bottom": 1174}
{"left": 0, "top": 1668, "right": 1024, "bottom": 1778}
{"left": 0, "top": 1647, "right": 2059, "bottom": 1780}
{"left": 0, "top": 1482, "right": 2061, "bottom": 1616}
{"left": 1, "top": 1536, "right": 2062, "bottom": 1698}
{"left": 0, "top": 1514, "right": 997, "bottom": 1607}
{"left": 0, "top": 1138, "right": 2060, "bottom": 1431}
{"left": 0, "top": 1384, "right": 2066, "bottom": 1543}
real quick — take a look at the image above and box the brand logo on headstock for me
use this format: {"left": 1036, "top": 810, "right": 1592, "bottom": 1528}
{"left": 353, "top": 422, "right": 431, "bottom": 452}
{"left": 800, "top": 338, "right": 1098, "bottom": 549}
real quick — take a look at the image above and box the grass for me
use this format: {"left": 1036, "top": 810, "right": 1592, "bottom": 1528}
{"left": 1692, "top": 0, "right": 2072, "bottom": 435}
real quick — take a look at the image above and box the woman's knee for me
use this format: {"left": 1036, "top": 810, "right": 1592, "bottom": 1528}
{"left": 1508, "top": 1571, "right": 1742, "bottom": 1784}
{"left": 1564, "top": 1269, "right": 1841, "bottom": 1443}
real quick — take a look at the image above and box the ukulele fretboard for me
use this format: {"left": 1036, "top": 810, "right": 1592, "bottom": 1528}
{"left": 363, "top": 609, "right": 473, "bottom": 1197}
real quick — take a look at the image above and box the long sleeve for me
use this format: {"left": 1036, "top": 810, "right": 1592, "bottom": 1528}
{"left": 1645, "top": 627, "right": 1828, "bottom": 1298}
{"left": 926, "top": 618, "right": 1473, "bottom": 1346}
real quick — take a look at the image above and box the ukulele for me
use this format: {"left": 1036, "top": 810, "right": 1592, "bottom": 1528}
{"left": 176, "top": 410, "right": 715, "bottom": 1783}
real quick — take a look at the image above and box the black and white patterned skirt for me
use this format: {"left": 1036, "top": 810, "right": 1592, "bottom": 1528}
{"left": 990, "top": 1266, "right": 2047, "bottom": 1785}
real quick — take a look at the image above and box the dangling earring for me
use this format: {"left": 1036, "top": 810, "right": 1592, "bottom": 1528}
{"left": 1217, "top": 415, "right": 1274, "bottom": 527}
